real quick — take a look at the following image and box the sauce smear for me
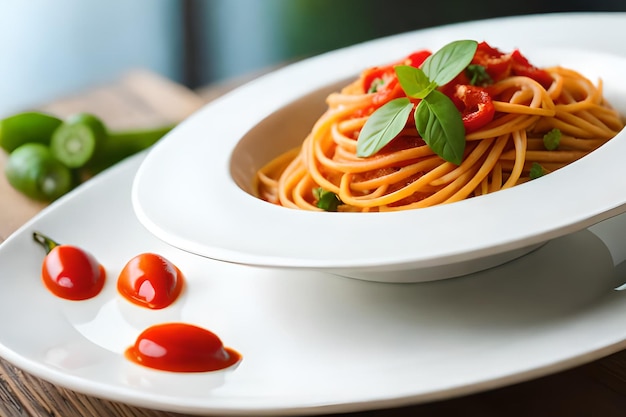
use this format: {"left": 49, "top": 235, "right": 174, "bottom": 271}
{"left": 125, "top": 323, "right": 241, "bottom": 372}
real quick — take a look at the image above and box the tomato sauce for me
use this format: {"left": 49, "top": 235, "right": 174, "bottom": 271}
{"left": 125, "top": 323, "right": 241, "bottom": 372}
{"left": 34, "top": 233, "right": 242, "bottom": 373}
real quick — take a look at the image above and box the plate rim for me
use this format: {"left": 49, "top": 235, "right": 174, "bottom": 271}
{"left": 2, "top": 152, "right": 626, "bottom": 415}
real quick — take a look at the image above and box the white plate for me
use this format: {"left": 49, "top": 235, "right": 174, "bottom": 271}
{"left": 4, "top": 153, "right": 626, "bottom": 415}
{"left": 3, "top": 13, "right": 626, "bottom": 416}
{"left": 132, "top": 12, "right": 626, "bottom": 283}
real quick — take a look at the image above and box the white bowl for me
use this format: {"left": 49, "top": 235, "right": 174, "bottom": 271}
{"left": 132, "top": 40, "right": 626, "bottom": 283}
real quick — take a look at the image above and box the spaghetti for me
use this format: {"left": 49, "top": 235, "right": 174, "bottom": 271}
{"left": 256, "top": 41, "right": 624, "bottom": 212}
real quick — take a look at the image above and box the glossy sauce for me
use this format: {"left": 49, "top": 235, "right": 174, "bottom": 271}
{"left": 117, "top": 253, "right": 184, "bottom": 309}
{"left": 125, "top": 323, "right": 241, "bottom": 372}
{"left": 42, "top": 245, "right": 106, "bottom": 300}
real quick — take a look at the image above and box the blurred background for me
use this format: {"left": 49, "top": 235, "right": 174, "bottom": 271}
{"left": 0, "top": 0, "right": 624, "bottom": 116}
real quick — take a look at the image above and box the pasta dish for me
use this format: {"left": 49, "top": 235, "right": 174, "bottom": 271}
{"left": 255, "top": 40, "right": 624, "bottom": 212}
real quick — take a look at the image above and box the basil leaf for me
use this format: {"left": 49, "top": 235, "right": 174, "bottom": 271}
{"left": 357, "top": 98, "right": 413, "bottom": 157}
{"left": 415, "top": 90, "right": 465, "bottom": 165}
{"left": 395, "top": 66, "right": 437, "bottom": 99}
{"left": 422, "top": 40, "right": 478, "bottom": 86}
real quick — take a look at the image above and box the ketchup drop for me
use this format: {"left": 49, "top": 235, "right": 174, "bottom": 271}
{"left": 34, "top": 232, "right": 106, "bottom": 301}
{"left": 125, "top": 323, "right": 241, "bottom": 372}
{"left": 117, "top": 253, "right": 184, "bottom": 309}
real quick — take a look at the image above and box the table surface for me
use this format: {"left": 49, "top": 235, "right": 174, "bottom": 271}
{"left": 2, "top": 69, "right": 626, "bottom": 417}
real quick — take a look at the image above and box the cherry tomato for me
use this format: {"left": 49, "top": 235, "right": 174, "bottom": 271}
{"left": 117, "top": 253, "right": 184, "bottom": 309}
{"left": 33, "top": 232, "right": 106, "bottom": 300}
{"left": 125, "top": 322, "right": 241, "bottom": 372}
{"left": 452, "top": 85, "right": 496, "bottom": 133}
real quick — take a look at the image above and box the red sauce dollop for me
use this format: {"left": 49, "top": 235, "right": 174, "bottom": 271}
{"left": 117, "top": 253, "right": 184, "bottom": 309}
{"left": 42, "top": 245, "right": 106, "bottom": 300}
{"left": 125, "top": 323, "right": 241, "bottom": 372}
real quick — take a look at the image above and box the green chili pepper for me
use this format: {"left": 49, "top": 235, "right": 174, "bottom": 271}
{"left": 50, "top": 112, "right": 173, "bottom": 173}
{"left": 2, "top": 111, "right": 175, "bottom": 201}
{"left": 85, "top": 124, "right": 174, "bottom": 174}
{"left": 0, "top": 111, "right": 63, "bottom": 153}
{"left": 5, "top": 143, "right": 74, "bottom": 201}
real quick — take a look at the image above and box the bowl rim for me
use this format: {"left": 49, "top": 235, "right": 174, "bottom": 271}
{"left": 132, "top": 38, "right": 626, "bottom": 280}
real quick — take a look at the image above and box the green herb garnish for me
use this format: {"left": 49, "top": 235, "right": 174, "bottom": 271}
{"left": 466, "top": 64, "right": 492, "bottom": 86}
{"left": 542, "top": 128, "right": 561, "bottom": 151}
{"left": 356, "top": 40, "right": 478, "bottom": 165}
{"left": 313, "top": 187, "right": 343, "bottom": 211}
{"left": 529, "top": 162, "right": 546, "bottom": 180}
{"left": 368, "top": 78, "right": 385, "bottom": 93}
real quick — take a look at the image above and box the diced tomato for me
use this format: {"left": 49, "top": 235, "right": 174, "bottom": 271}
{"left": 510, "top": 50, "right": 554, "bottom": 89}
{"left": 357, "top": 49, "right": 432, "bottom": 117}
{"left": 370, "top": 78, "right": 405, "bottom": 106}
{"left": 439, "top": 70, "right": 471, "bottom": 98}
{"left": 469, "top": 42, "right": 553, "bottom": 89}
{"left": 362, "top": 66, "right": 393, "bottom": 94}
{"left": 354, "top": 78, "right": 406, "bottom": 118}
{"left": 471, "top": 41, "right": 512, "bottom": 82}
{"left": 404, "top": 50, "right": 432, "bottom": 68}
{"left": 362, "top": 50, "right": 432, "bottom": 94}
{"left": 452, "top": 84, "right": 495, "bottom": 133}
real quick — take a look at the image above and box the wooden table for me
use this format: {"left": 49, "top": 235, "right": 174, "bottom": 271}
{"left": 1, "top": 69, "right": 626, "bottom": 417}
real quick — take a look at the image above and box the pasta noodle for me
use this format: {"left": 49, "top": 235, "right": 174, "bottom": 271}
{"left": 255, "top": 41, "right": 624, "bottom": 212}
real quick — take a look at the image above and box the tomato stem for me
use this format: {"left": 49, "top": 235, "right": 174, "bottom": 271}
{"left": 32, "top": 231, "right": 60, "bottom": 254}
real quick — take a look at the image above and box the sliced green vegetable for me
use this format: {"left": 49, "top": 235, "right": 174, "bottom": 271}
{"left": 50, "top": 113, "right": 107, "bottom": 168}
{"left": 5, "top": 143, "right": 73, "bottom": 201}
{"left": 543, "top": 128, "right": 561, "bottom": 151}
{"left": 0, "top": 111, "right": 62, "bottom": 152}
{"left": 85, "top": 124, "right": 174, "bottom": 174}
{"left": 529, "top": 162, "right": 546, "bottom": 180}
{"left": 1, "top": 109, "right": 175, "bottom": 201}
{"left": 50, "top": 113, "right": 173, "bottom": 173}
